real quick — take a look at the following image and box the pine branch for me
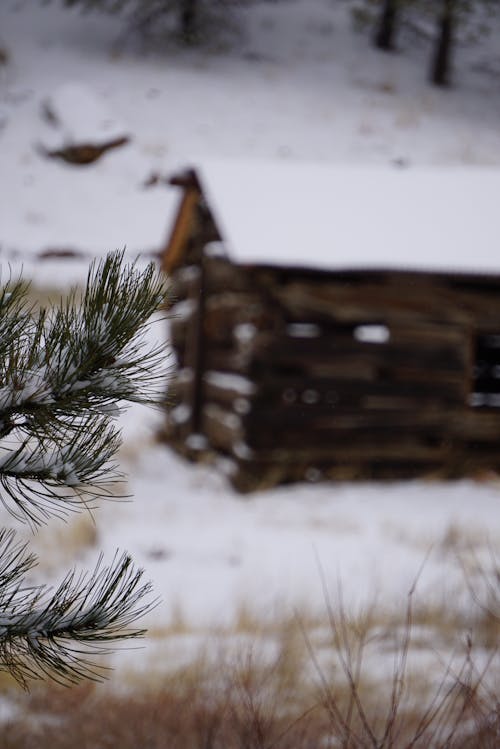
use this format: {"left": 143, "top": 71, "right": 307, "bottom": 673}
{"left": 0, "top": 272, "right": 36, "bottom": 363}
{"left": 0, "top": 253, "right": 165, "bottom": 686}
{"left": 0, "top": 251, "right": 169, "bottom": 423}
{"left": 0, "top": 529, "right": 155, "bottom": 687}
{"left": 0, "top": 415, "right": 122, "bottom": 526}
{"left": 0, "top": 251, "right": 169, "bottom": 524}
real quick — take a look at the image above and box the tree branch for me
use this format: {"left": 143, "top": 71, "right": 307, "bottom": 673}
{"left": 0, "top": 530, "right": 155, "bottom": 687}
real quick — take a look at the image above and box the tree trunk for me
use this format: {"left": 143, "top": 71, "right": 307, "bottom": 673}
{"left": 179, "top": 0, "right": 199, "bottom": 44}
{"left": 430, "top": 0, "right": 455, "bottom": 86}
{"left": 374, "top": 0, "right": 398, "bottom": 51}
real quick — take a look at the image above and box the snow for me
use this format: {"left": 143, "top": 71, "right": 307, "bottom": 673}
{"left": 196, "top": 161, "right": 500, "bottom": 274}
{"left": 2, "top": 0, "right": 500, "bottom": 679}
{"left": 40, "top": 81, "right": 129, "bottom": 148}
{"left": 104, "top": 439, "right": 500, "bottom": 630}
{"left": 204, "top": 371, "right": 256, "bottom": 395}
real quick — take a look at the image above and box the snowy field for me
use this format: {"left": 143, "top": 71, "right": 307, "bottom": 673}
{"left": 2, "top": 0, "right": 500, "bottom": 686}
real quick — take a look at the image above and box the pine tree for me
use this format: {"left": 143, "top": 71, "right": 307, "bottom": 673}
{"left": 430, "top": 0, "right": 456, "bottom": 86}
{"left": 0, "top": 251, "right": 167, "bottom": 687}
{"left": 373, "top": 0, "right": 400, "bottom": 51}
{"left": 58, "top": 0, "right": 206, "bottom": 45}
{"left": 427, "top": 0, "right": 500, "bottom": 86}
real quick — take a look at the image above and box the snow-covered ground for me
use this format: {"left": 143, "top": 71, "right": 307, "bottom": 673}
{"left": 2, "top": 0, "right": 500, "bottom": 681}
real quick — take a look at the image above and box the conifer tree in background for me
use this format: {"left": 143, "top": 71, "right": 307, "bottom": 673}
{"left": 0, "top": 251, "right": 166, "bottom": 687}
{"left": 373, "top": 0, "right": 400, "bottom": 51}
{"left": 430, "top": 0, "right": 455, "bottom": 86}
{"left": 424, "top": 0, "right": 499, "bottom": 86}
{"left": 360, "top": 0, "right": 499, "bottom": 86}
{"left": 58, "top": 0, "right": 205, "bottom": 45}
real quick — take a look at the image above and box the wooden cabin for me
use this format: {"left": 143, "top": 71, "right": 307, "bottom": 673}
{"left": 160, "top": 160, "right": 500, "bottom": 491}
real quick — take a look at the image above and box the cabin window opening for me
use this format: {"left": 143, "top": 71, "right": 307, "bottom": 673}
{"left": 470, "top": 333, "right": 500, "bottom": 409}
{"left": 354, "top": 324, "right": 390, "bottom": 344}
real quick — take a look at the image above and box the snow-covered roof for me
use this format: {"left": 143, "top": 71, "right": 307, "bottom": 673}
{"left": 195, "top": 161, "right": 500, "bottom": 275}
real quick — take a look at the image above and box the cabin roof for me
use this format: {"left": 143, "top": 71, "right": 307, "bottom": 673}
{"left": 186, "top": 160, "right": 500, "bottom": 276}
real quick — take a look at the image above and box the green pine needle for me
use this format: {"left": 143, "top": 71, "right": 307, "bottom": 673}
{"left": 0, "top": 251, "right": 168, "bottom": 686}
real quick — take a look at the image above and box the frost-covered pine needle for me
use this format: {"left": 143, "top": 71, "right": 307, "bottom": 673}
{"left": 0, "top": 252, "right": 167, "bottom": 685}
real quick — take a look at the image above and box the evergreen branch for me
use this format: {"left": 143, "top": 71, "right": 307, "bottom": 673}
{"left": 0, "top": 252, "right": 166, "bottom": 685}
{"left": 0, "top": 272, "right": 36, "bottom": 362}
{"left": 0, "top": 251, "right": 169, "bottom": 524}
{"left": 0, "top": 530, "right": 155, "bottom": 687}
{"left": 0, "top": 416, "right": 122, "bottom": 526}
{"left": 0, "top": 252, "right": 169, "bottom": 427}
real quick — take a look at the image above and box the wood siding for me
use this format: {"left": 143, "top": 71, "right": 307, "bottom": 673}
{"left": 163, "top": 252, "right": 500, "bottom": 491}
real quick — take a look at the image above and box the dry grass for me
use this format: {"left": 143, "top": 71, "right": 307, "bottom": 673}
{"left": 2, "top": 580, "right": 500, "bottom": 749}
{"left": 0, "top": 636, "right": 497, "bottom": 749}
{"left": 0, "top": 658, "right": 324, "bottom": 749}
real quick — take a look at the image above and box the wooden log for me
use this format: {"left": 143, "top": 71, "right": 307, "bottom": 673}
{"left": 203, "top": 255, "right": 258, "bottom": 295}
{"left": 442, "top": 283, "right": 500, "bottom": 325}
{"left": 250, "top": 332, "right": 468, "bottom": 373}
{"left": 203, "top": 370, "right": 255, "bottom": 407}
{"left": 169, "top": 309, "right": 195, "bottom": 350}
{"left": 202, "top": 403, "right": 243, "bottom": 453}
{"left": 271, "top": 279, "right": 474, "bottom": 326}
{"left": 266, "top": 268, "right": 500, "bottom": 320}
{"left": 162, "top": 187, "right": 201, "bottom": 274}
{"left": 245, "top": 406, "right": 450, "bottom": 434}
{"left": 169, "top": 265, "right": 201, "bottom": 302}
{"left": 382, "top": 321, "right": 468, "bottom": 347}
{"left": 283, "top": 318, "right": 468, "bottom": 349}
{"left": 165, "top": 367, "right": 193, "bottom": 399}
{"left": 216, "top": 435, "right": 500, "bottom": 492}
{"left": 251, "top": 374, "right": 466, "bottom": 407}
{"left": 203, "top": 292, "right": 276, "bottom": 344}
{"left": 258, "top": 440, "right": 450, "bottom": 462}
{"left": 449, "top": 449, "right": 500, "bottom": 475}
{"left": 251, "top": 355, "right": 468, "bottom": 383}
{"left": 204, "top": 346, "right": 251, "bottom": 374}
{"left": 244, "top": 413, "right": 450, "bottom": 450}
{"left": 252, "top": 367, "right": 467, "bottom": 401}
{"left": 245, "top": 429, "right": 451, "bottom": 453}
{"left": 450, "top": 410, "right": 500, "bottom": 440}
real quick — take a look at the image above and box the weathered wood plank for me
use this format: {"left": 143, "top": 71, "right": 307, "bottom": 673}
{"left": 203, "top": 255, "right": 258, "bottom": 295}
{"left": 204, "top": 292, "right": 277, "bottom": 344}
{"left": 245, "top": 426, "right": 450, "bottom": 452}
{"left": 202, "top": 403, "right": 243, "bottom": 453}
{"left": 239, "top": 438, "right": 451, "bottom": 463}
{"left": 169, "top": 311, "right": 195, "bottom": 353}
{"left": 161, "top": 187, "right": 201, "bottom": 275}
{"left": 252, "top": 368, "right": 467, "bottom": 402}
{"left": 245, "top": 406, "right": 452, "bottom": 431}
{"left": 252, "top": 376, "right": 466, "bottom": 407}
{"left": 169, "top": 265, "right": 201, "bottom": 302}
{"left": 271, "top": 280, "right": 474, "bottom": 325}
{"left": 204, "top": 347, "right": 251, "bottom": 374}
{"left": 450, "top": 410, "right": 500, "bottom": 436}
{"left": 250, "top": 332, "right": 467, "bottom": 371}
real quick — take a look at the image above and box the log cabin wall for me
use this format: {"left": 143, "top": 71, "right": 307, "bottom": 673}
{"left": 163, "top": 249, "right": 500, "bottom": 492}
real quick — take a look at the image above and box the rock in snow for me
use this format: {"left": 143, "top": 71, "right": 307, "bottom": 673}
{"left": 38, "top": 81, "right": 131, "bottom": 164}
